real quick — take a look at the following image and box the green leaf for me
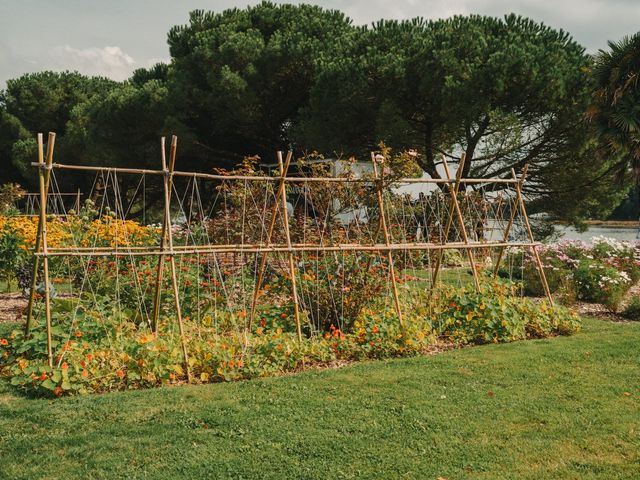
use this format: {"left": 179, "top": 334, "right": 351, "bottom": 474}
{"left": 41, "top": 379, "right": 57, "bottom": 390}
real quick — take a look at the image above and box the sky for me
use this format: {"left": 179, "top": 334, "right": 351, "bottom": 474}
{"left": 1, "top": 0, "right": 638, "bottom": 87}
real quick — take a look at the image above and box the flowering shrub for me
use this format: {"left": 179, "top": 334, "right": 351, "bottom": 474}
{"left": 295, "top": 253, "right": 389, "bottom": 332}
{"left": 573, "top": 259, "right": 631, "bottom": 310}
{"left": 0, "top": 215, "right": 72, "bottom": 250}
{"left": 512, "top": 237, "right": 640, "bottom": 310}
{"left": 0, "top": 202, "right": 157, "bottom": 252}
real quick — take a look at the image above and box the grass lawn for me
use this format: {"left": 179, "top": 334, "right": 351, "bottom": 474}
{"left": 0, "top": 317, "right": 638, "bottom": 479}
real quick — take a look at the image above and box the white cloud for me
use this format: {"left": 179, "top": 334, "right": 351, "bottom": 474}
{"left": 48, "top": 45, "right": 136, "bottom": 80}
{"left": 144, "top": 57, "right": 171, "bottom": 68}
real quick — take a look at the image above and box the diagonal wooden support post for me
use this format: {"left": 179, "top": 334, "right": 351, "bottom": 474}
{"left": 493, "top": 166, "right": 527, "bottom": 277}
{"left": 276, "top": 152, "right": 303, "bottom": 341}
{"left": 158, "top": 136, "right": 192, "bottom": 382}
{"left": 25, "top": 133, "right": 55, "bottom": 336}
{"left": 371, "top": 153, "right": 404, "bottom": 327}
{"left": 441, "top": 157, "right": 481, "bottom": 292}
{"left": 248, "top": 151, "right": 293, "bottom": 330}
{"left": 150, "top": 137, "right": 174, "bottom": 333}
{"left": 515, "top": 166, "right": 554, "bottom": 306}
{"left": 31, "top": 133, "right": 55, "bottom": 366}
{"left": 430, "top": 153, "right": 468, "bottom": 294}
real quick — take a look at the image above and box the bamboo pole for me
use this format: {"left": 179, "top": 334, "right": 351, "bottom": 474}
{"left": 441, "top": 157, "right": 481, "bottom": 292}
{"left": 39, "top": 241, "right": 542, "bottom": 257}
{"left": 493, "top": 167, "right": 527, "bottom": 276}
{"left": 45, "top": 239, "right": 527, "bottom": 252}
{"left": 248, "top": 151, "right": 293, "bottom": 329}
{"left": 25, "top": 134, "right": 53, "bottom": 335}
{"left": 33, "top": 161, "right": 519, "bottom": 185}
{"left": 359, "top": 152, "right": 388, "bottom": 287}
{"left": 159, "top": 136, "right": 192, "bottom": 382}
{"left": 150, "top": 137, "right": 173, "bottom": 333}
{"left": 35, "top": 133, "right": 55, "bottom": 366}
{"left": 277, "top": 152, "right": 303, "bottom": 341}
{"left": 371, "top": 153, "right": 404, "bottom": 327}
{"left": 430, "top": 153, "right": 467, "bottom": 294}
{"left": 515, "top": 167, "right": 554, "bottom": 306}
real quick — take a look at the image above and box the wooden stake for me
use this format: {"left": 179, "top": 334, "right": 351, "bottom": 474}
{"left": 493, "top": 167, "right": 526, "bottom": 276}
{"left": 25, "top": 134, "right": 52, "bottom": 335}
{"left": 371, "top": 153, "right": 404, "bottom": 327}
{"left": 515, "top": 166, "right": 554, "bottom": 306}
{"left": 441, "top": 157, "right": 481, "bottom": 292}
{"left": 430, "top": 153, "right": 466, "bottom": 294}
{"left": 150, "top": 137, "right": 171, "bottom": 333}
{"left": 276, "top": 152, "right": 303, "bottom": 341}
{"left": 248, "top": 151, "right": 293, "bottom": 329}
{"left": 35, "top": 133, "right": 55, "bottom": 366}
{"left": 159, "top": 136, "right": 192, "bottom": 382}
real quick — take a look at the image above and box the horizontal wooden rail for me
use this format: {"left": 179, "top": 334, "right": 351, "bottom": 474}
{"left": 38, "top": 241, "right": 538, "bottom": 257}
{"left": 32, "top": 162, "right": 519, "bottom": 185}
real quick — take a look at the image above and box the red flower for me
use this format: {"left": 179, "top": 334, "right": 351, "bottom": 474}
{"left": 61, "top": 362, "right": 68, "bottom": 370}
{"left": 0, "top": 338, "right": 8, "bottom": 346}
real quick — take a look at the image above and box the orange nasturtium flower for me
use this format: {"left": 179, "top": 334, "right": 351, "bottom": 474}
{"left": 116, "top": 369, "right": 125, "bottom": 379}
{"left": 0, "top": 338, "right": 8, "bottom": 346}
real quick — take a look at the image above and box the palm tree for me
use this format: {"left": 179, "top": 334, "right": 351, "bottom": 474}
{"left": 589, "top": 32, "right": 640, "bottom": 186}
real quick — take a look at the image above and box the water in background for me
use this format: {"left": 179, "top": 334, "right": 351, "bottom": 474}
{"left": 555, "top": 225, "right": 639, "bottom": 242}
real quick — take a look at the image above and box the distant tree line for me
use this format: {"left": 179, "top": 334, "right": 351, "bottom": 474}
{"left": 0, "top": 2, "right": 638, "bottom": 223}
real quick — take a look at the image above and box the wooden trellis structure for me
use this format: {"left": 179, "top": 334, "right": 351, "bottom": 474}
{"left": 26, "top": 132, "right": 553, "bottom": 381}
